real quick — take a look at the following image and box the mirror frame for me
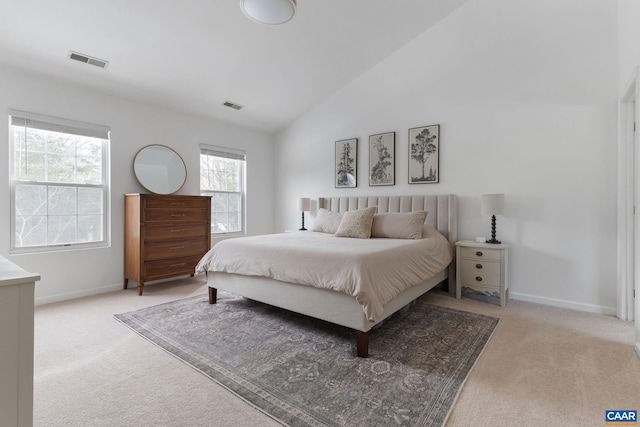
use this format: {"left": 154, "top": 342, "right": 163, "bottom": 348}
{"left": 133, "top": 144, "right": 187, "bottom": 195}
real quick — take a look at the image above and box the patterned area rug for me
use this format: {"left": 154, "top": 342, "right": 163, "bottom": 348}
{"left": 115, "top": 292, "right": 498, "bottom": 427}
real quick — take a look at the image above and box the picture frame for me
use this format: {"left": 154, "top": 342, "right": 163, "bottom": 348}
{"left": 335, "top": 138, "right": 357, "bottom": 188}
{"left": 369, "top": 132, "right": 395, "bottom": 186}
{"left": 408, "top": 124, "right": 440, "bottom": 184}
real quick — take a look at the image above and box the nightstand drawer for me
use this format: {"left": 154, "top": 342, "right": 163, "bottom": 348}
{"left": 459, "top": 269, "right": 500, "bottom": 288}
{"left": 459, "top": 246, "right": 501, "bottom": 261}
{"left": 460, "top": 259, "right": 500, "bottom": 276}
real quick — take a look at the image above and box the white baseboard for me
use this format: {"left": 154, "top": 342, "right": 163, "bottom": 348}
{"left": 33, "top": 274, "right": 201, "bottom": 306}
{"left": 35, "top": 283, "right": 123, "bottom": 306}
{"left": 509, "top": 292, "right": 617, "bottom": 317}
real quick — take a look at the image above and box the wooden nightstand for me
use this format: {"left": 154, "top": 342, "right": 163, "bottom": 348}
{"left": 455, "top": 241, "right": 510, "bottom": 307}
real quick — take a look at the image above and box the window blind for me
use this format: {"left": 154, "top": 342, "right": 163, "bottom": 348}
{"left": 200, "top": 144, "right": 246, "bottom": 161}
{"left": 9, "top": 110, "right": 110, "bottom": 140}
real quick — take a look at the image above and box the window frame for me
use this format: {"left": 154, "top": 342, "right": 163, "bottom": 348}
{"left": 9, "top": 110, "right": 111, "bottom": 254}
{"left": 199, "top": 144, "right": 246, "bottom": 237}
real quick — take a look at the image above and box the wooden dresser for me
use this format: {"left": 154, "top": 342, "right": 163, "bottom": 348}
{"left": 124, "top": 193, "right": 211, "bottom": 295}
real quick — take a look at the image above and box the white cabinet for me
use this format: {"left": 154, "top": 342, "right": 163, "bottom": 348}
{"left": 0, "top": 257, "right": 40, "bottom": 427}
{"left": 455, "top": 241, "right": 509, "bottom": 307}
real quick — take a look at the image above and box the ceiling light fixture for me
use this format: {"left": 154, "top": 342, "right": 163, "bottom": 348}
{"left": 240, "top": 0, "right": 296, "bottom": 25}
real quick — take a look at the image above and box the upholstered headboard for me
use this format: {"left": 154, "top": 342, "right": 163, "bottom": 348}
{"left": 318, "top": 195, "right": 457, "bottom": 243}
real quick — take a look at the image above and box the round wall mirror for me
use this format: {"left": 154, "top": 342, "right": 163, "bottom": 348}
{"left": 133, "top": 145, "right": 187, "bottom": 194}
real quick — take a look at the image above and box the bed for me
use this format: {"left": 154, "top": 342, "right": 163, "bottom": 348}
{"left": 196, "top": 194, "right": 457, "bottom": 358}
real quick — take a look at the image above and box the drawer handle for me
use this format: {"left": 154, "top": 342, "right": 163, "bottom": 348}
{"left": 171, "top": 246, "right": 185, "bottom": 251}
{"left": 171, "top": 263, "right": 186, "bottom": 268}
{"left": 476, "top": 251, "right": 483, "bottom": 257}
{"left": 170, "top": 229, "right": 185, "bottom": 233}
{"left": 475, "top": 276, "right": 483, "bottom": 282}
{"left": 475, "top": 264, "right": 483, "bottom": 269}
{"left": 171, "top": 214, "right": 186, "bottom": 218}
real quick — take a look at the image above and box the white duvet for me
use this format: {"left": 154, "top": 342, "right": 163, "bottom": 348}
{"left": 196, "top": 226, "right": 453, "bottom": 322}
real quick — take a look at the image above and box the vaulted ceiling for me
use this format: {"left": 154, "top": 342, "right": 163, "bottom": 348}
{"left": 0, "top": 0, "right": 470, "bottom": 134}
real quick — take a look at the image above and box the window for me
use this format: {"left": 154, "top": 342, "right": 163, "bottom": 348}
{"left": 9, "top": 111, "right": 110, "bottom": 253}
{"left": 200, "top": 145, "right": 245, "bottom": 236}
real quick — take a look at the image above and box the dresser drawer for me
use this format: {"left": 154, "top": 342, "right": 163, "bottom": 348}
{"left": 144, "top": 197, "right": 210, "bottom": 210}
{"left": 144, "top": 208, "right": 209, "bottom": 223}
{"left": 459, "top": 269, "right": 501, "bottom": 288}
{"left": 460, "top": 259, "right": 500, "bottom": 276}
{"left": 459, "top": 246, "right": 501, "bottom": 261}
{"left": 145, "top": 223, "right": 210, "bottom": 242}
{"left": 144, "top": 238, "right": 210, "bottom": 261}
{"left": 143, "top": 255, "right": 202, "bottom": 281}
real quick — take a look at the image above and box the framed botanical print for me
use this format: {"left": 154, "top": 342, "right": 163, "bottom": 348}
{"left": 409, "top": 124, "right": 440, "bottom": 184}
{"left": 335, "top": 138, "right": 357, "bottom": 188}
{"left": 369, "top": 132, "right": 395, "bottom": 186}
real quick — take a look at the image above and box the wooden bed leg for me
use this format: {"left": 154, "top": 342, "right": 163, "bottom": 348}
{"left": 356, "top": 331, "right": 369, "bottom": 358}
{"left": 208, "top": 287, "right": 217, "bottom": 304}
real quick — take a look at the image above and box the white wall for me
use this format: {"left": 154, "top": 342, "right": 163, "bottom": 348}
{"left": 274, "top": 0, "right": 619, "bottom": 314}
{"left": 618, "top": 0, "right": 640, "bottom": 355}
{"left": 0, "top": 64, "right": 275, "bottom": 304}
{"left": 619, "top": 0, "right": 640, "bottom": 92}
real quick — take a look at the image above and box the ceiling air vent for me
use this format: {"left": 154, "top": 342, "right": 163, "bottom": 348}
{"left": 223, "top": 100, "right": 244, "bottom": 110}
{"left": 69, "top": 51, "right": 109, "bottom": 69}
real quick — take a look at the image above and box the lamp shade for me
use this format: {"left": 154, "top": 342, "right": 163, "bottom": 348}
{"left": 481, "top": 193, "right": 504, "bottom": 215}
{"left": 240, "top": 0, "right": 297, "bottom": 25}
{"left": 297, "top": 197, "right": 310, "bottom": 212}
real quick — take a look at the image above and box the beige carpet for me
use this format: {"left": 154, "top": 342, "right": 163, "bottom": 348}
{"left": 34, "top": 276, "right": 640, "bottom": 427}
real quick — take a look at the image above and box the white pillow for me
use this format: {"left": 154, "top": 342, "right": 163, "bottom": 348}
{"left": 312, "top": 208, "right": 343, "bottom": 234}
{"left": 334, "top": 207, "right": 377, "bottom": 239}
{"left": 371, "top": 211, "right": 428, "bottom": 239}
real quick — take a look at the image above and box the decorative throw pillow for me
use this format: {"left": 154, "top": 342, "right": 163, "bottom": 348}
{"left": 334, "top": 207, "right": 377, "bottom": 239}
{"left": 371, "top": 211, "right": 428, "bottom": 239}
{"left": 312, "top": 208, "right": 344, "bottom": 234}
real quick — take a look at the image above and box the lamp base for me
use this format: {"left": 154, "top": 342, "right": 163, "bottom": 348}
{"left": 487, "top": 215, "right": 500, "bottom": 244}
{"left": 299, "top": 212, "right": 307, "bottom": 231}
